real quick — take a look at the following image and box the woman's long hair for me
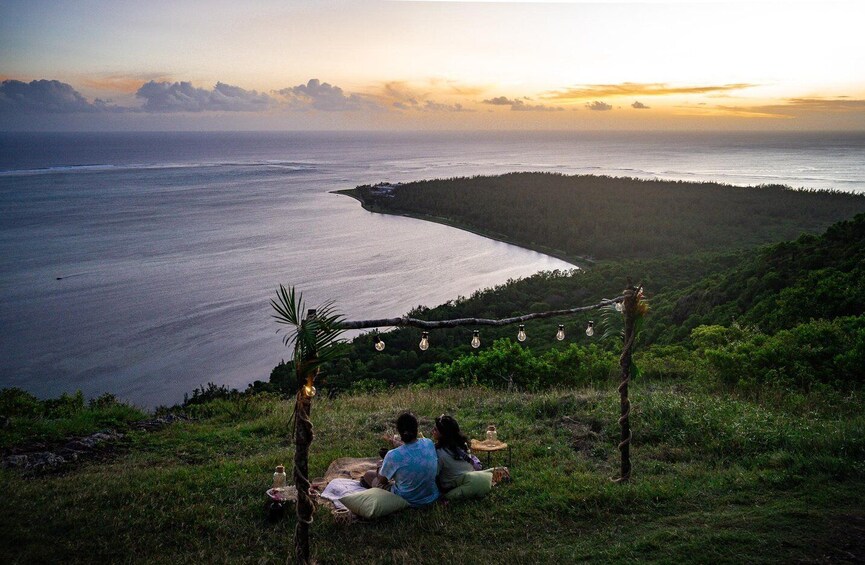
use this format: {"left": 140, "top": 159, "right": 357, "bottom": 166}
{"left": 435, "top": 415, "right": 471, "bottom": 462}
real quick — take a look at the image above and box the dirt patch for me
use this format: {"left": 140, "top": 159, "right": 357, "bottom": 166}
{"left": 560, "top": 415, "right": 604, "bottom": 455}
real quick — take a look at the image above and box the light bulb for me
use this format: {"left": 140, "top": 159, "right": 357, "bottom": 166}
{"left": 517, "top": 325, "right": 527, "bottom": 342}
{"left": 374, "top": 336, "right": 385, "bottom": 351}
{"left": 556, "top": 324, "right": 565, "bottom": 341}
{"left": 471, "top": 330, "right": 481, "bottom": 348}
{"left": 419, "top": 332, "right": 429, "bottom": 351}
{"left": 303, "top": 384, "right": 317, "bottom": 397}
{"left": 586, "top": 321, "right": 595, "bottom": 337}
{"left": 615, "top": 301, "right": 623, "bottom": 312}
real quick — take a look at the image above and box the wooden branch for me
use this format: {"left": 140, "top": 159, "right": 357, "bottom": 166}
{"left": 336, "top": 296, "right": 625, "bottom": 330}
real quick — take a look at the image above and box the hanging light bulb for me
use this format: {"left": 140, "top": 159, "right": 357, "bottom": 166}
{"left": 471, "top": 330, "right": 481, "bottom": 348}
{"left": 419, "top": 331, "right": 430, "bottom": 351}
{"left": 556, "top": 324, "right": 565, "bottom": 341}
{"left": 303, "top": 384, "right": 317, "bottom": 397}
{"left": 517, "top": 324, "right": 527, "bottom": 342}
{"left": 586, "top": 320, "right": 595, "bottom": 337}
{"left": 615, "top": 301, "right": 623, "bottom": 312}
{"left": 374, "top": 335, "right": 385, "bottom": 352}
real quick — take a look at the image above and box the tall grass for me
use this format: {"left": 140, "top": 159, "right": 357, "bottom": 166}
{"left": 1, "top": 384, "right": 863, "bottom": 563}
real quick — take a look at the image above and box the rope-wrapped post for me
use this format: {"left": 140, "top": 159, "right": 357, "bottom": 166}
{"left": 293, "top": 309, "right": 317, "bottom": 565}
{"left": 615, "top": 286, "right": 639, "bottom": 483}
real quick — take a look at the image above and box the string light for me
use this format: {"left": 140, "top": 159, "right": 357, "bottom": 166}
{"left": 303, "top": 384, "right": 317, "bottom": 397}
{"left": 374, "top": 335, "right": 385, "bottom": 351}
{"left": 471, "top": 330, "right": 481, "bottom": 348}
{"left": 517, "top": 324, "right": 527, "bottom": 342}
{"left": 419, "top": 331, "right": 430, "bottom": 351}
{"left": 556, "top": 324, "right": 565, "bottom": 341}
{"left": 586, "top": 320, "right": 595, "bottom": 337}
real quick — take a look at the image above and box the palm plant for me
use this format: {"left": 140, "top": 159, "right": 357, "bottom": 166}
{"left": 271, "top": 285, "right": 346, "bottom": 565}
{"left": 271, "top": 284, "right": 346, "bottom": 388}
{"left": 600, "top": 290, "right": 649, "bottom": 380}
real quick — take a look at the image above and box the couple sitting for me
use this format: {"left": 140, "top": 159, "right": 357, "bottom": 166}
{"left": 362, "top": 412, "right": 481, "bottom": 507}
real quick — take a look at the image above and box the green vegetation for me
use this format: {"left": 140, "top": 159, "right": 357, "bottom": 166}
{"left": 1, "top": 386, "right": 863, "bottom": 563}
{"left": 0, "top": 388, "right": 146, "bottom": 450}
{"left": 4, "top": 174, "right": 865, "bottom": 562}
{"left": 316, "top": 207, "right": 864, "bottom": 405}
{"left": 343, "top": 173, "right": 865, "bottom": 261}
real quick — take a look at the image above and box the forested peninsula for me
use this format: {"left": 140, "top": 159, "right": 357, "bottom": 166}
{"left": 338, "top": 173, "right": 865, "bottom": 263}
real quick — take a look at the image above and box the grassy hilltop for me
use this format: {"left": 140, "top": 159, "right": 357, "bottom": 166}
{"left": 1, "top": 386, "right": 863, "bottom": 563}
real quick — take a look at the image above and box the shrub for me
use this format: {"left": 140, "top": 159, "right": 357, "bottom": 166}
{"left": 349, "top": 378, "right": 389, "bottom": 395}
{"left": 183, "top": 383, "right": 239, "bottom": 407}
{"left": 691, "top": 316, "right": 865, "bottom": 395}
{"left": 426, "top": 339, "right": 617, "bottom": 391}
{"left": 43, "top": 391, "right": 85, "bottom": 418}
{"left": 634, "top": 345, "right": 704, "bottom": 381}
{"left": 0, "top": 387, "right": 43, "bottom": 418}
{"left": 427, "top": 338, "right": 553, "bottom": 391}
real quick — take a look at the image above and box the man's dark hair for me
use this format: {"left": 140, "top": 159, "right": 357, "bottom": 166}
{"left": 396, "top": 412, "right": 419, "bottom": 443}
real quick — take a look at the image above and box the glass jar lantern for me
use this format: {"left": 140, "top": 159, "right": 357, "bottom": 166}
{"left": 273, "top": 465, "right": 287, "bottom": 489}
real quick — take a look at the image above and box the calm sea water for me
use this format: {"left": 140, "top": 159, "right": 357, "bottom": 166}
{"left": 2, "top": 131, "right": 864, "bottom": 407}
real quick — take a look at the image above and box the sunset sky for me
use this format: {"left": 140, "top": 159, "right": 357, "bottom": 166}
{"left": 1, "top": 0, "right": 864, "bottom": 130}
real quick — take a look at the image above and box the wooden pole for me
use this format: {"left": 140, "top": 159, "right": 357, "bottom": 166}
{"left": 616, "top": 286, "right": 638, "bottom": 482}
{"left": 293, "top": 309, "right": 317, "bottom": 565}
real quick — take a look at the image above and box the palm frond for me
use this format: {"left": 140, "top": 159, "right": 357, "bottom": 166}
{"left": 271, "top": 284, "right": 346, "bottom": 377}
{"left": 599, "top": 302, "right": 625, "bottom": 343}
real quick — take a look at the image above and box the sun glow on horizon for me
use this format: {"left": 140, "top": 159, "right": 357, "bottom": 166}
{"left": 1, "top": 0, "right": 864, "bottom": 130}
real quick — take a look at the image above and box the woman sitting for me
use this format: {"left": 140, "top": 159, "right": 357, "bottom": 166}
{"left": 371, "top": 412, "right": 439, "bottom": 507}
{"left": 433, "top": 414, "right": 479, "bottom": 492}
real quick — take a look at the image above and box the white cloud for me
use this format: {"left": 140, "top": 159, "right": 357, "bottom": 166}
{"left": 585, "top": 100, "right": 613, "bottom": 111}
{"left": 136, "top": 81, "right": 274, "bottom": 112}
{"left": 0, "top": 79, "right": 123, "bottom": 113}
{"left": 276, "top": 79, "right": 379, "bottom": 112}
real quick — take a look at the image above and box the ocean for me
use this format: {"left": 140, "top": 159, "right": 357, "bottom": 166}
{"left": 1, "top": 130, "right": 864, "bottom": 407}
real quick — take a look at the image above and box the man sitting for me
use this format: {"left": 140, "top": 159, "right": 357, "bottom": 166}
{"left": 367, "top": 412, "right": 439, "bottom": 507}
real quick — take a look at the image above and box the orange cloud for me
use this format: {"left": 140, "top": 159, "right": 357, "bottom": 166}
{"left": 427, "top": 78, "right": 488, "bottom": 97}
{"left": 482, "top": 96, "right": 563, "bottom": 112}
{"left": 782, "top": 97, "right": 865, "bottom": 111}
{"left": 82, "top": 73, "right": 173, "bottom": 93}
{"left": 704, "top": 97, "right": 865, "bottom": 119}
{"left": 372, "top": 80, "right": 486, "bottom": 113}
{"left": 691, "top": 105, "right": 792, "bottom": 119}
{"left": 545, "top": 82, "right": 757, "bottom": 100}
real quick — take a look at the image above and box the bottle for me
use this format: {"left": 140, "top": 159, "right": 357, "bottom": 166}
{"left": 273, "top": 465, "right": 287, "bottom": 489}
{"left": 486, "top": 425, "right": 497, "bottom": 443}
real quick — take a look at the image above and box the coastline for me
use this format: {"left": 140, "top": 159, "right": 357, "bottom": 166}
{"left": 332, "top": 188, "right": 593, "bottom": 268}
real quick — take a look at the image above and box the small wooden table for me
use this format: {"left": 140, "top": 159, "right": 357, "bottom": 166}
{"left": 470, "top": 439, "right": 512, "bottom": 468}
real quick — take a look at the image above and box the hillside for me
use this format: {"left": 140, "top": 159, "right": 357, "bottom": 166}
{"left": 646, "top": 213, "right": 865, "bottom": 343}
{"left": 1, "top": 386, "right": 863, "bottom": 563}
{"left": 312, "top": 214, "right": 865, "bottom": 397}
{"left": 342, "top": 173, "right": 865, "bottom": 261}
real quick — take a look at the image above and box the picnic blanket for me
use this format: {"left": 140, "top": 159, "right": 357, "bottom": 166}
{"left": 313, "top": 457, "right": 381, "bottom": 514}
{"left": 319, "top": 478, "right": 366, "bottom": 511}
{"left": 322, "top": 457, "right": 381, "bottom": 483}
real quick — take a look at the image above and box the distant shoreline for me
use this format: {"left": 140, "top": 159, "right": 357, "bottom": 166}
{"left": 332, "top": 188, "right": 592, "bottom": 268}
